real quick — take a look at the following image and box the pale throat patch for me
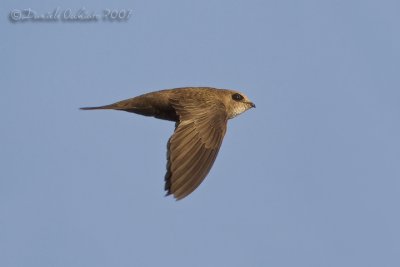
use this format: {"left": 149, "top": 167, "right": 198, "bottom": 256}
{"left": 229, "top": 104, "right": 248, "bottom": 119}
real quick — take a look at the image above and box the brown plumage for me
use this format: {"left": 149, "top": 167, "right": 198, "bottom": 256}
{"left": 81, "top": 87, "right": 255, "bottom": 200}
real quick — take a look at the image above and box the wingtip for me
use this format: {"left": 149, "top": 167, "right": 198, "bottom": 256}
{"left": 80, "top": 106, "right": 100, "bottom": 110}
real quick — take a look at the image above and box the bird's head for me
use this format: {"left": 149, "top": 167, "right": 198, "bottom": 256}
{"left": 223, "top": 90, "right": 256, "bottom": 119}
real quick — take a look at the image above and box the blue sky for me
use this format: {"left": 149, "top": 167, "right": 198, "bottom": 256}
{"left": 1, "top": 1, "right": 400, "bottom": 266}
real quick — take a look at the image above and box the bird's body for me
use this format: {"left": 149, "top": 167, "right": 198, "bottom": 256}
{"left": 81, "top": 87, "right": 255, "bottom": 200}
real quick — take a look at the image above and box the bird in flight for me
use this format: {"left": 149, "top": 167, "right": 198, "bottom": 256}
{"left": 81, "top": 87, "right": 255, "bottom": 200}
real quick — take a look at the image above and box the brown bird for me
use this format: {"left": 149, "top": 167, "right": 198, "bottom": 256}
{"left": 81, "top": 87, "right": 255, "bottom": 200}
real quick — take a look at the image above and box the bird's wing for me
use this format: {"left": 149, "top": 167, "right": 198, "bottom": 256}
{"left": 165, "top": 96, "right": 228, "bottom": 200}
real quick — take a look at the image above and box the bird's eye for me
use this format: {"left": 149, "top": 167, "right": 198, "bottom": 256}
{"left": 232, "top": 93, "right": 244, "bottom": 101}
